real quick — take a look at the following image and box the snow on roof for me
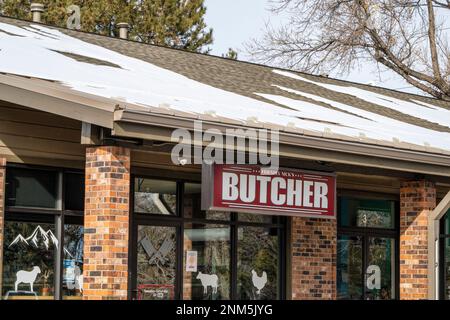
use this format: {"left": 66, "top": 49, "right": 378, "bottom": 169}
{"left": 1, "top": 22, "right": 450, "bottom": 154}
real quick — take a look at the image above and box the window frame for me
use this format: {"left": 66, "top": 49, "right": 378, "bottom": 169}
{"left": 3, "top": 164, "right": 84, "bottom": 300}
{"left": 129, "top": 174, "right": 287, "bottom": 300}
{"left": 439, "top": 210, "right": 450, "bottom": 300}
{"left": 336, "top": 191, "right": 400, "bottom": 300}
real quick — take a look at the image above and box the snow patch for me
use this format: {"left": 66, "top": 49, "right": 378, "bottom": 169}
{"left": 0, "top": 22, "right": 449, "bottom": 152}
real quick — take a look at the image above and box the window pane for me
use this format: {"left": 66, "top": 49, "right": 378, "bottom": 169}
{"left": 183, "top": 223, "right": 230, "bottom": 300}
{"left": 237, "top": 212, "right": 278, "bottom": 224}
{"left": 62, "top": 224, "right": 84, "bottom": 300}
{"left": 445, "top": 237, "right": 450, "bottom": 300}
{"left": 134, "top": 178, "right": 177, "bottom": 215}
{"left": 444, "top": 210, "right": 450, "bottom": 235}
{"left": 2, "top": 220, "right": 56, "bottom": 300}
{"left": 184, "top": 183, "right": 229, "bottom": 220}
{"left": 337, "top": 235, "right": 363, "bottom": 300}
{"left": 237, "top": 226, "right": 279, "bottom": 300}
{"left": 64, "top": 173, "right": 84, "bottom": 211}
{"left": 137, "top": 226, "right": 176, "bottom": 300}
{"left": 339, "top": 198, "right": 396, "bottom": 229}
{"left": 366, "top": 237, "right": 395, "bottom": 300}
{"left": 6, "top": 168, "right": 59, "bottom": 209}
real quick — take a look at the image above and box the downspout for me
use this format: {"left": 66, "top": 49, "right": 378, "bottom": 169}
{"left": 428, "top": 190, "right": 450, "bottom": 299}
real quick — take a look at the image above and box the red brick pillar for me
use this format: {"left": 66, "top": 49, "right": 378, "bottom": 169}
{"left": 291, "top": 217, "right": 337, "bottom": 300}
{"left": 83, "top": 146, "right": 131, "bottom": 300}
{"left": 400, "top": 181, "right": 436, "bottom": 300}
{"left": 0, "top": 157, "right": 5, "bottom": 295}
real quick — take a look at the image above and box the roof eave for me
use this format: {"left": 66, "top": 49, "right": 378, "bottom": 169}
{"left": 114, "top": 108, "right": 450, "bottom": 177}
{"left": 0, "top": 73, "right": 116, "bottom": 128}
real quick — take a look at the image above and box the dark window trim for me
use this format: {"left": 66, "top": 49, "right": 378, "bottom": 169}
{"left": 3, "top": 164, "right": 84, "bottom": 301}
{"left": 129, "top": 173, "right": 287, "bottom": 301}
{"left": 439, "top": 211, "right": 450, "bottom": 300}
{"left": 336, "top": 193, "right": 400, "bottom": 300}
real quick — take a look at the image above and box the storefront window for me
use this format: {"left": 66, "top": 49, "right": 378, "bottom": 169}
{"left": 134, "top": 178, "right": 177, "bottom": 215}
{"left": 62, "top": 224, "right": 84, "bottom": 300}
{"left": 64, "top": 173, "right": 84, "bottom": 211}
{"left": 237, "top": 213, "right": 276, "bottom": 224}
{"left": 6, "top": 167, "right": 59, "bottom": 209}
{"left": 183, "top": 183, "right": 230, "bottom": 221}
{"left": 337, "top": 235, "right": 363, "bottom": 300}
{"left": 444, "top": 236, "right": 450, "bottom": 300}
{"left": 132, "top": 178, "right": 285, "bottom": 300}
{"left": 339, "top": 198, "right": 396, "bottom": 229}
{"left": 366, "top": 237, "right": 395, "bottom": 300}
{"left": 2, "top": 220, "right": 56, "bottom": 300}
{"left": 183, "top": 223, "right": 231, "bottom": 300}
{"left": 441, "top": 210, "right": 450, "bottom": 300}
{"left": 337, "top": 196, "right": 398, "bottom": 300}
{"left": 2, "top": 166, "right": 84, "bottom": 300}
{"left": 137, "top": 226, "right": 177, "bottom": 300}
{"left": 237, "top": 226, "right": 279, "bottom": 300}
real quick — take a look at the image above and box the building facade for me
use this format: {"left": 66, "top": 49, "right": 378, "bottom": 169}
{"left": 0, "top": 15, "right": 449, "bottom": 300}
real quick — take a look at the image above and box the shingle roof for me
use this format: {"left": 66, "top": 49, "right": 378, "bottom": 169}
{"left": 1, "top": 15, "right": 450, "bottom": 155}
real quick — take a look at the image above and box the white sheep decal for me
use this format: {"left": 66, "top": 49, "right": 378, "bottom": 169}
{"left": 15, "top": 266, "right": 41, "bottom": 292}
{"left": 196, "top": 272, "right": 218, "bottom": 295}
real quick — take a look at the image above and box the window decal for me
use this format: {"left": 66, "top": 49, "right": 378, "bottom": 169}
{"left": 251, "top": 270, "right": 268, "bottom": 295}
{"left": 14, "top": 266, "right": 41, "bottom": 292}
{"left": 366, "top": 265, "right": 381, "bottom": 290}
{"left": 196, "top": 272, "right": 219, "bottom": 295}
{"left": 140, "top": 236, "right": 174, "bottom": 265}
{"left": 9, "top": 225, "right": 58, "bottom": 250}
{"left": 66, "top": 265, "right": 83, "bottom": 293}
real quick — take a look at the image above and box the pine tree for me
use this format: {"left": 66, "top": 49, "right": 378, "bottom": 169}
{"left": 222, "top": 48, "right": 238, "bottom": 60}
{"left": 0, "top": 0, "right": 213, "bottom": 52}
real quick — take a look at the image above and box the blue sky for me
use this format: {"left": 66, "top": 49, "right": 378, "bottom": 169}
{"left": 203, "top": 0, "right": 420, "bottom": 94}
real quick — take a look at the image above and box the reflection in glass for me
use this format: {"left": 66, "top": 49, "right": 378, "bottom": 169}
{"left": 237, "top": 213, "right": 277, "bottom": 224}
{"left": 137, "top": 226, "right": 176, "bottom": 300}
{"left": 337, "top": 235, "right": 363, "bottom": 300}
{"left": 183, "top": 223, "right": 230, "bottom": 300}
{"left": 62, "top": 224, "right": 84, "bottom": 299}
{"left": 237, "top": 226, "right": 279, "bottom": 300}
{"left": 64, "top": 173, "right": 85, "bottom": 211}
{"left": 442, "top": 211, "right": 450, "bottom": 299}
{"left": 134, "top": 178, "right": 177, "bottom": 215}
{"left": 184, "top": 183, "right": 229, "bottom": 220}
{"left": 6, "top": 168, "right": 58, "bottom": 209}
{"left": 2, "top": 221, "right": 56, "bottom": 300}
{"left": 445, "top": 237, "right": 450, "bottom": 300}
{"left": 339, "top": 198, "right": 395, "bottom": 229}
{"left": 366, "top": 237, "right": 395, "bottom": 300}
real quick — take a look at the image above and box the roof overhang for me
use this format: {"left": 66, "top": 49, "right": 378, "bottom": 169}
{"left": 0, "top": 73, "right": 116, "bottom": 128}
{"left": 113, "top": 108, "right": 450, "bottom": 177}
{"left": 2, "top": 72, "right": 449, "bottom": 178}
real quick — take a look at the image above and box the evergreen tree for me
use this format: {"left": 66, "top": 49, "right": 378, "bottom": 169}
{"left": 0, "top": 0, "right": 213, "bottom": 52}
{"left": 222, "top": 48, "right": 238, "bottom": 60}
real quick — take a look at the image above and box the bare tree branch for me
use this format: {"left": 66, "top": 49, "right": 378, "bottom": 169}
{"left": 247, "top": 0, "right": 450, "bottom": 100}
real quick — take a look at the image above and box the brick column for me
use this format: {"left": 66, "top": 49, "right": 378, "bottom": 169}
{"left": 83, "top": 146, "right": 131, "bottom": 300}
{"left": 400, "top": 181, "right": 436, "bottom": 300}
{"left": 0, "top": 157, "right": 5, "bottom": 295}
{"left": 291, "top": 217, "right": 337, "bottom": 300}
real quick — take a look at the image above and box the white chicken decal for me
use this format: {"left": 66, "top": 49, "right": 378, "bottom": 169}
{"left": 251, "top": 269, "right": 268, "bottom": 295}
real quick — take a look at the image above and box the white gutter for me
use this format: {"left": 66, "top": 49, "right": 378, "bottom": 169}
{"left": 428, "top": 190, "right": 450, "bottom": 299}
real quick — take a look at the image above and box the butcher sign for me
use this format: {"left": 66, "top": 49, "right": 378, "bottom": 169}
{"left": 201, "top": 164, "right": 336, "bottom": 218}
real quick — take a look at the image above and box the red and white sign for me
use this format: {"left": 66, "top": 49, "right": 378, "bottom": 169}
{"left": 202, "top": 165, "right": 336, "bottom": 218}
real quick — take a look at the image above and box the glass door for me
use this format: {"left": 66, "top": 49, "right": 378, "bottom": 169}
{"left": 338, "top": 233, "right": 396, "bottom": 300}
{"left": 365, "top": 237, "right": 396, "bottom": 300}
{"left": 337, "top": 235, "right": 363, "bottom": 299}
{"left": 134, "top": 224, "right": 178, "bottom": 300}
{"left": 337, "top": 196, "right": 398, "bottom": 300}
